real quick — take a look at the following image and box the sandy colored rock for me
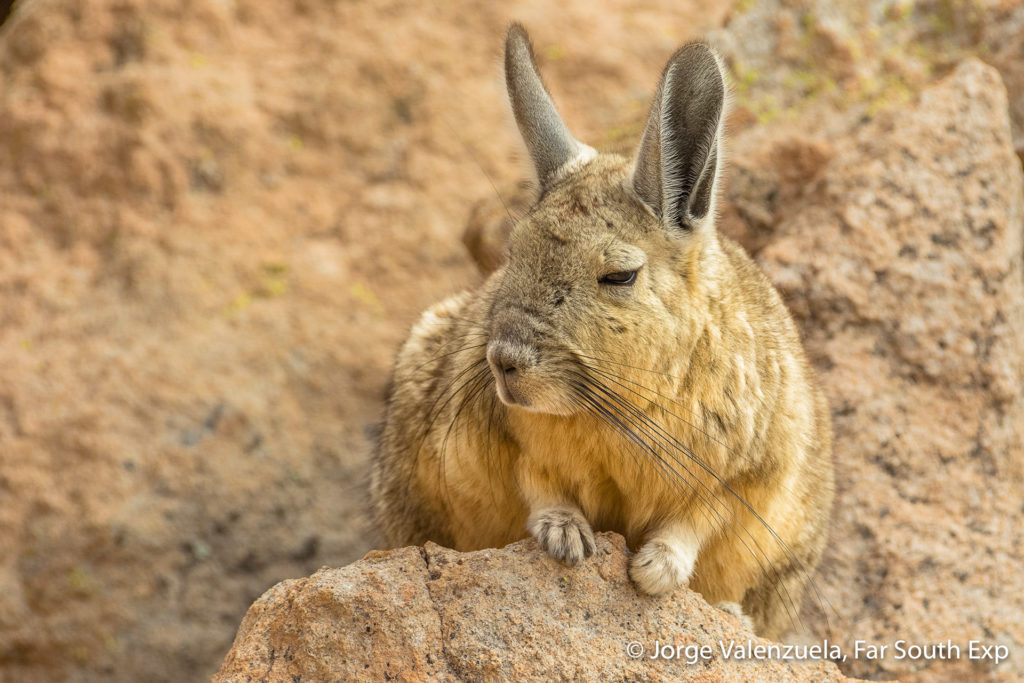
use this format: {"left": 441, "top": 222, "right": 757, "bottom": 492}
{"left": 216, "top": 546, "right": 445, "bottom": 681}
{"left": 215, "top": 534, "right": 851, "bottom": 682}
{"left": 710, "top": 0, "right": 1024, "bottom": 153}
{"left": 974, "top": 0, "right": 1024, "bottom": 159}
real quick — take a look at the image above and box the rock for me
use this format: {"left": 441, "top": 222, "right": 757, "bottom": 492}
{"left": 719, "top": 128, "right": 835, "bottom": 257}
{"left": 977, "top": 1, "right": 1024, "bottom": 160}
{"left": 711, "top": 0, "right": 1024, "bottom": 161}
{"left": 214, "top": 533, "right": 851, "bottom": 682}
{"left": 748, "top": 60, "right": 1024, "bottom": 680}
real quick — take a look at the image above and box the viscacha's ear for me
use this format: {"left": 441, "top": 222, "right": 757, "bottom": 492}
{"left": 505, "top": 23, "right": 592, "bottom": 189}
{"left": 632, "top": 42, "right": 725, "bottom": 232}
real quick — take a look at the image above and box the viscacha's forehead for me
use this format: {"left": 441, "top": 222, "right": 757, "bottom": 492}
{"left": 511, "top": 156, "right": 658, "bottom": 249}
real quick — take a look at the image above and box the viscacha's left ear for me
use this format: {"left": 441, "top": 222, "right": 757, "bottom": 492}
{"left": 632, "top": 42, "right": 725, "bottom": 232}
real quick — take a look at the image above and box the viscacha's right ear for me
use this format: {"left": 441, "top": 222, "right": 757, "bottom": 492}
{"left": 505, "top": 23, "right": 592, "bottom": 190}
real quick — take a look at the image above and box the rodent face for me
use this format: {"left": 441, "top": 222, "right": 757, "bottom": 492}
{"left": 485, "top": 156, "right": 707, "bottom": 416}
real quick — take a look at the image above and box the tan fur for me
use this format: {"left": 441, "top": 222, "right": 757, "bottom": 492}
{"left": 369, "top": 28, "right": 833, "bottom": 640}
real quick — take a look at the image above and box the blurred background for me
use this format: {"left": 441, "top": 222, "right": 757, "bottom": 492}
{"left": 1, "top": 0, "right": 1022, "bottom": 681}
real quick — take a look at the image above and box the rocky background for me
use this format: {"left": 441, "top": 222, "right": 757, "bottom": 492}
{"left": 1, "top": 0, "right": 1022, "bottom": 681}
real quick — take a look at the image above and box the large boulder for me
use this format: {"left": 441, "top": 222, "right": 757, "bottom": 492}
{"left": 214, "top": 533, "right": 850, "bottom": 681}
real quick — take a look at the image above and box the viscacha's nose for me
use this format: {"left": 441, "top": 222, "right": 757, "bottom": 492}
{"left": 486, "top": 339, "right": 537, "bottom": 405}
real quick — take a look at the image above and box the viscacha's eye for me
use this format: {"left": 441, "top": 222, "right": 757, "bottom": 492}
{"left": 599, "top": 270, "right": 638, "bottom": 286}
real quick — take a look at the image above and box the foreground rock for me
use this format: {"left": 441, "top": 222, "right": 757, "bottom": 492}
{"left": 214, "top": 534, "right": 849, "bottom": 681}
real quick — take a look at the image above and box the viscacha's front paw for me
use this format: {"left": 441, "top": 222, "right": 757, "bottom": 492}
{"left": 527, "top": 505, "right": 596, "bottom": 566}
{"left": 629, "top": 538, "right": 696, "bottom": 596}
